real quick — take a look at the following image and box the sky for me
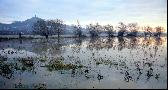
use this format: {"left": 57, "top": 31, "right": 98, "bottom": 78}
{"left": 0, "top": 0, "right": 167, "bottom": 29}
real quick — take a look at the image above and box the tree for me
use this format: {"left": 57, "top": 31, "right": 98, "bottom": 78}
{"left": 33, "top": 19, "right": 49, "bottom": 39}
{"left": 104, "top": 24, "right": 114, "bottom": 37}
{"left": 143, "top": 26, "right": 153, "bottom": 37}
{"left": 154, "top": 26, "right": 165, "bottom": 37}
{"left": 87, "top": 24, "right": 96, "bottom": 37}
{"left": 47, "top": 19, "right": 64, "bottom": 39}
{"left": 117, "top": 22, "right": 127, "bottom": 36}
{"left": 95, "top": 22, "right": 102, "bottom": 35}
{"left": 73, "top": 20, "right": 82, "bottom": 37}
{"left": 47, "top": 20, "right": 56, "bottom": 35}
{"left": 86, "top": 23, "right": 101, "bottom": 37}
{"left": 127, "top": 23, "right": 139, "bottom": 36}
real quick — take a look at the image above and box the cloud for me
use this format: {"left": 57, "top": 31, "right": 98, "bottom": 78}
{"left": 0, "top": 0, "right": 166, "bottom": 28}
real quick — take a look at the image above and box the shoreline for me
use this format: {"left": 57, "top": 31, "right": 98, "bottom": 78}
{"left": 0, "top": 34, "right": 167, "bottom": 39}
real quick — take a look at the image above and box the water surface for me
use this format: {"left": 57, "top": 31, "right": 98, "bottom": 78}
{"left": 0, "top": 37, "right": 167, "bottom": 89}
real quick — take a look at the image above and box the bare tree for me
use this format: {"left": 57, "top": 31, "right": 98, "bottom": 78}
{"left": 104, "top": 24, "right": 114, "bottom": 37}
{"left": 47, "top": 19, "right": 64, "bottom": 39}
{"left": 143, "top": 26, "right": 153, "bottom": 37}
{"left": 73, "top": 20, "right": 82, "bottom": 37}
{"left": 127, "top": 23, "right": 139, "bottom": 36}
{"left": 87, "top": 24, "right": 97, "bottom": 37}
{"left": 33, "top": 19, "right": 49, "bottom": 39}
{"left": 117, "top": 22, "right": 127, "bottom": 36}
{"left": 95, "top": 23, "right": 102, "bottom": 33}
{"left": 86, "top": 23, "right": 101, "bottom": 37}
{"left": 154, "top": 26, "right": 165, "bottom": 37}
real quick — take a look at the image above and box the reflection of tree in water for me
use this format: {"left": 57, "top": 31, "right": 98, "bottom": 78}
{"left": 71, "top": 38, "right": 83, "bottom": 53}
{"left": 117, "top": 37, "right": 127, "bottom": 51}
{"left": 0, "top": 39, "right": 29, "bottom": 51}
{"left": 142, "top": 37, "right": 153, "bottom": 47}
{"left": 87, "top": 37, "right": 116, "bottom": 51}
{"left": 104, "top": 37, "right": 116, "bottom": 50}
{"left": 128, "top": 37, "right": 138, "bottom": 49}
{"left": 74, "top": 38, "right": 83, "bottom": 46}
{"left": 31, "top": 39, "right": 65, "bottom": 56}
{"left": 87, "top": 37, "right": 102, "bottom": 51}
{"left": 86, "top": 37, "right": 165, "bottom": 51}
{"left": 141, "top": 37, "right": 165, "bottom": 58}
{"left": 154, "top": 37, "right": 164, "bottom": 46}
{"left": 142, "top": 37, "right": 165, "bottom": 46}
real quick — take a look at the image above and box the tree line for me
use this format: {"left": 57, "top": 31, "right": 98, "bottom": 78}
{"left": 32, "top": 19, "right": 165, "bottom": 39}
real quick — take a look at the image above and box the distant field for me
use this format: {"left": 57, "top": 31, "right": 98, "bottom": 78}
{"left": 0, "top": 35, "right": 79, "bottom": 39}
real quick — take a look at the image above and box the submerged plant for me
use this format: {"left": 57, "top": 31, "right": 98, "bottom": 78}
{"left": 34, "top": 83, "right": 47, "bottom": 89}
{"left": 44, "top": 57, "right": 84, "bottom": 71}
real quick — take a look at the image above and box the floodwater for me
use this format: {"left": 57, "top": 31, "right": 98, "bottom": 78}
{"left": 0, "top": 37, "right": 167, "bottom": 89}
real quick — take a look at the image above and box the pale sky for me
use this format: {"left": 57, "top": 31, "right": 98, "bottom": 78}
{"left": 0, "top": 0, "right": 167, "bottom": 29}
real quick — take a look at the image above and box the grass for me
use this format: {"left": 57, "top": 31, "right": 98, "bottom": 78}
{"left": 95, "top": 58, "right": 112, "bottom": 65}
{"left": 44, "top": 57, "right": 84, "bottom": 71}
{"left": 34, "top": 83, "right": 47, "bottom": 89}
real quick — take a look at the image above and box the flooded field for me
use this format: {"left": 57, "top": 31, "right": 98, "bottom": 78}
{"left": 0, "top": 37, "right": 167, "bottom": 89}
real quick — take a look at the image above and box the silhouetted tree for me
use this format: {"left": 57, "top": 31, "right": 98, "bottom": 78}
{"left": 104, "top": 24, "right": 114, "bottom": 37}
{"left": 143, "top": 26, "right": 153, "bottom": 37}
{"left": 118, "top": 37, "right": 126, "bottom": 51}
{"left": 117, "top": 22, "right": 127, "bottom": 36}
{"left": 47, "top": 19, "right": 64, "bottom": 39}
{"left": 87, "top": 23, "right": 101, "bottom": 37}
{"left": 154, "top": 26, "right": 165, "bottom": 37}
{"left": 127, "top": 23, "right": 139, "bottom": 36}
{"left": 73, "top": 20, "right": 82, "bottom": 37}
{"left": 19, "top": 32, "right": 22, "bottom": 39}
{"left": 33, "top": 19, "right": 49, "bottom": 39}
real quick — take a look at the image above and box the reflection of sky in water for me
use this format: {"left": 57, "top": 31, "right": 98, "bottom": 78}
{"left": 0, "top": 37, "right": 167, "bottom": 89}
{"left": 0, "top": 48, "right": 38, "bottom": 59}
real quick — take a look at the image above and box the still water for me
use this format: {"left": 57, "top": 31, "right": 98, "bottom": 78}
{"left": 0, "top": 37, "right": 167, "bottom": 89}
